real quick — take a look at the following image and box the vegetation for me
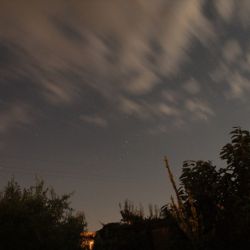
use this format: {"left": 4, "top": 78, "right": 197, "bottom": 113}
{"left": 119, "top": 199, "right": 160, "bottom": 224}
{"left": 0, "top": 179, "right": 86, "bottom": 250}
{"left": 94, "top": 127, "right": 250, "bottom": 250}
{"left": 162, "top": 127, "right": 250, "bottom": 249}
{"left": 2, "top": 127, "right": 250, "bottom": 250}
{"left": 94, "top": 200, "right": 187, "bottom": 250}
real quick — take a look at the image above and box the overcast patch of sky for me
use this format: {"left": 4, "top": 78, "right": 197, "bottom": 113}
{"left": 0, "top": 0, "right": 250, "bottom": 133}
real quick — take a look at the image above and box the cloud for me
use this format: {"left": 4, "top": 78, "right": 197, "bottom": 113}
{"left": 183, "top": 78, "right": 200, "bottom": 95}
{"left": 119, "top": 98, "right": 146, "bottom": 118}
{"left": 185, "top": 99, "right": 214, "bottom": 121}
{"left": 157, "top": 103, "right": 180, "bottom": 117}
{"left": 0, "top": 103, "right": 32, "bottom": 133}
{"left": 222, "top": 40, "right": 242, "bottom": 63}
{"left": 2, "top": 0, "right": 249, "bottom": 134}
{"left": 80, "top": 114, "right": 108, "bottom": 128}
{"left": 162, "top": 90, "right": 181, "bottom": 104}
{"left": 0, "top": 0, "right": 214, "bottom": 99}
{"left": 158, "top": 0, "right": 214, "bottom": 74}
{"left": 210, "top": 62, "right": 229, "bottom": 83}
{"left": 125, "top": 70, "right": 158, "bottom": 95}
{"left": 214, "top": 0, "right": 235, "bottom": 21}
{"left": 42, "top": 81, "right": 80, "bottom": 105}
{"left": 237, "top": 0, "right": 250, "bottom": 27}
{"left": 226, "top": 72, "right": 250, "bottom": 100}
{"left": 214, "top": 0, "right": 250, "bottom": 26}
{"left": 210, "top": 37, "right": 250, "bottom": 102}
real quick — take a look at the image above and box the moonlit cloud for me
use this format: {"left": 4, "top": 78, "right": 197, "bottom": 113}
{"left": 183, "top": 78, "right": 200, "bottom": 95}
{"left": 158, "top": 0, "right": 214, "bottom": 74}
{"left": 0, "top": 103, "right": 32, "bottom": 133}
{"left": 42, "top": 81, "right": 80, "bottom": 105}
{"left": 119, "top": 98, "right": 147, "bottom": 118}
{"left": 161, "top": 90, "right": 181, "bottom": 104}
{"left": 0, "top": 0, "right": 250, "bottom": 133}
{"left": 80, "top": 115, "right": 108, "bottom": 128}
{"left": 185, "top": 99, "right": 214, "bottom": 121}
{"left": 214, "top": 0, "right": 235, "bottom": 21}
{"left": 222, "top": 40, "right": 242, "bottom": 63}
{"left": 226, "top": 73, "right": 250, "bottom": 100}
{"left": 237, "top": 0, "right": 250, "bottom": 27}
{"left": 125, "top": 70, "right": 158, "bottom": 95}
{"left": 157, "top": 103, "right": 180, "bottom": 117}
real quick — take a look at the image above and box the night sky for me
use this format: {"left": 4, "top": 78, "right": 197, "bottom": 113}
{"left": 1, "top": 0, "right": 250, "bottom": 230}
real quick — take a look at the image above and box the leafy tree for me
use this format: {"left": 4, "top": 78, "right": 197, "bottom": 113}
{"left": 217, "top": 127, "right": 250, "bottom": 249}
{"left": 0, "top": 179, "right": 87, "bottom": 250}
{"left": 163, "top": 127, "right": 250, "bottom": 250}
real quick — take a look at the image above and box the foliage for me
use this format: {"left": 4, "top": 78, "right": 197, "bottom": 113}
{"left": 94, "top": 197, "right": 194, "bottom": 250}
{"left": 163, "top": 127, "right": 250, "bottom": 250}
{"left": 119, "top": 200, "right": 144, "bottom": 224}
{"left": 0, "top": 179, "right": 87, "bottom": 250}
{"left": 119, "top": 199, "right": 160, "bottom": 224}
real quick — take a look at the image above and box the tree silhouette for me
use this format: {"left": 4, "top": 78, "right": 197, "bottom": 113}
{"left": 163, "top": 127, "right": 250, "bottom": 250}
{"left": 0, "top": 179, "right": 87, "bottom": 250}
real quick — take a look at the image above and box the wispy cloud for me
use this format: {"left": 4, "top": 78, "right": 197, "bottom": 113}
{"left": 0, "top": 103, "right": 32, "bottom": 133}
{"left": 185, "top": 99, "right": 214, "bottom": 121}
{"left": 183, "top": 78, "right": 200, "bottom": 95}
{"left": 0, "top": 0, "right": 214, "bottom": 95}
{"left": 80, "top": 114, "right": 108, "bottom": 128}
{"left": 211, "top": 37, "right": 250, "bottom": 103}
{"left": 1, "top": 0, "right": 249, "bottom": 133}
{"left": 226, "top": 73, "right": 250, "bottom": 100}
{"left": 157, "top": 103, "right": 180, "bottom": 117}
{"left": 214, "top": 0, "right": 235, "bottom": 21}
{"left": 222, "top": 40, "right": 242, "bottom": 63}
{"left": 42, "top": 81, "right": 80, "bottom": 105}
{"left": 119, "top": 98, "right": 147, "bottom": 118}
